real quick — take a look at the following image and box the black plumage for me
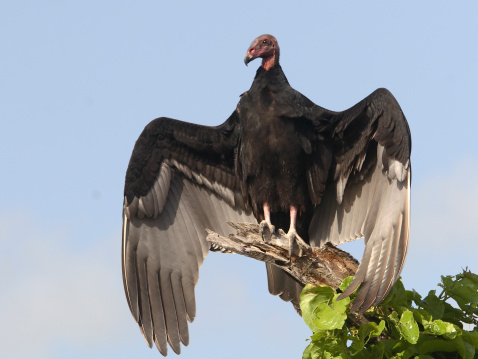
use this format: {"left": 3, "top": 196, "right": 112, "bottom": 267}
{"left": 122, "top": 34, "right": 411, "bottom": 355}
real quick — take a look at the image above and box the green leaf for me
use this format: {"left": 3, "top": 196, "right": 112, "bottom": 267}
{"left": 350, "top": 335, "right": 365, "bottom": 352}
{"left": 442, "top": 301, "right": 466, "bottom": 327}
{"left": 453, "top": 336, "right": 467, "bottom": 359}
{"left": 424, "top": 319, "right": 457, "bottom": 339}
{"left": 311, "top": 302, "right": 347, "bottom": 330}
{"left": 300, "top": 284, "right": 336, "bottom": 332}
{"left": 375, "top": 320, "right": 386, "bottom": 336}
{"left": 366, "top": 341, "right": 386, "bottom": 358}
{"left": 419, "top": 339, "right": 457, "bottom": 355}
{"left": 310, "top": 330, "right": 328, "bottom": 341}
{"left": 463, "top": 340, "right": 475, "bottom": 359}
{"left": 460, "top": 331, "right": 478, "bottom": 359}
{"left": 463, "top": 270, "right": 478, "bottom": 286}
{"left": 440, "top": 275, "right": 454, "bottom": 292}
{"left": 423, "top": 291, "right": 445, "bottom": 319}
{"left": 303, "top": 336, "right": 344, "bottom": 359}
{"left": 449, "top": 285, "right": 476, "bottom": 310}
{"left": 332, "top": 292, "right": 350, "bottom": 314}
{"left": 390, "top": 340, "right": 417, "bottom": 358}
{"left": 389, "top": 311, "right": 400, "bottom": 324}
{"left": 412, "top": 308, "right": 432, "bottom": 325}
{"left": 381, "top": 279, "right": 410, "bottom": 310}
{"left": 360, "top": 321, "right": 386, "bottom": 342}
{"left": 302, "top": 342, "right": 321, "bottom": 359}
{"left": 410, "top": 289, "right": 423, "bottom": 306}
{"left": 300, "top": 284, "right": 349, "bottom": 332}
{"left": 398, "top": 310, "right": 420, "bottom": 344}
{"left": 350, "top": 320, "right": 387, "bottom": 353}
{"left": 462, "top": 330, "right": 478, "bottom": 348}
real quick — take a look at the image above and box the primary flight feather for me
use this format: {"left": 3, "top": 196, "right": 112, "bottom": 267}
{"left": 122, "top": 34, "right": 411, "bottom": 355}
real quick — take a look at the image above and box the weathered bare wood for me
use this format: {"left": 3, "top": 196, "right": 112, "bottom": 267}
{"left": 206, "top": 222, "right": 359, "bottom": 291}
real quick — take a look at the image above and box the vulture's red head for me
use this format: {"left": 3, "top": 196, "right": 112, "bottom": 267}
{"left": 244, "top": 34, "right": 280, "bottom": 71}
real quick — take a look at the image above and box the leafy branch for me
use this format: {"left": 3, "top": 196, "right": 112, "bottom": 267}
{"left": 301, "top": 270, "right": 478, "bottom": 359}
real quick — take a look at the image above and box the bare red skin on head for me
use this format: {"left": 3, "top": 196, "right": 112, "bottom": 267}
{"left": 246, "top": 34, "right": 280, "bottom": 71}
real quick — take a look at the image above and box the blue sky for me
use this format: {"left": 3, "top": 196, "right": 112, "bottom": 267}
{"left": 1, "top": 1, "right": 478, "bottom": 358}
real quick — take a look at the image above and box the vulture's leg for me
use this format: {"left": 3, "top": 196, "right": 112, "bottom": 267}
{"left": 286, "top": 205, "right": 309, "bottom": 258}
{"left": 259, "top": 202, "right": 275, "bottom": 240}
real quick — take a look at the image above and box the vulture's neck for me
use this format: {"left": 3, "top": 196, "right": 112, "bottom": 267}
{"left": 262, "top": 48, "right": 279, "bottom": 71}
{"left": 251, "top": 65, "right": 290, "bottom": 92}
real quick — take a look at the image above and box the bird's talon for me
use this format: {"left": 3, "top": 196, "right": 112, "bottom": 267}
{"left": 259, "top": 220, "right": 275, "bottom": 241}
{"left": 286, "top": 229, "right": 309, "bottom": 259}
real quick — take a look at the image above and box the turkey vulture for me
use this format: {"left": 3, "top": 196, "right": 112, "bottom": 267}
{"left": 122, "top": 34, "right": 411, "bottom": 355}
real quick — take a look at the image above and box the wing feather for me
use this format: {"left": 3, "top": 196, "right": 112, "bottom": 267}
{"left": 309, "top": 145, "right": 410, "bottom": 312}
{"left": 137, "top": 248, "right": 154, "bottom": 346}
{"left": 123, "top": 163, "right": 256, "bottom": 355}
{"left": 148, "top": 269, "right": 167, "bottom": 355}
{"left": 266, "top": 263, "right": 303, "bottom": 311}
{"left": 307, "top": 88, "right": 411, "bottom": 312}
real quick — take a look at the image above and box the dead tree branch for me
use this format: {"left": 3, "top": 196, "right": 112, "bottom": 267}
{"left": 206, "top": 222, "right": 359, "bottom": 291}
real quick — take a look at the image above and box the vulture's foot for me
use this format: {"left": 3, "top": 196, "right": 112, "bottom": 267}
{"left": 286, "top": 229, "right": 309, "bottom": 259}
{"left": 259, "top": 220, "right": 275, "bottom": 242}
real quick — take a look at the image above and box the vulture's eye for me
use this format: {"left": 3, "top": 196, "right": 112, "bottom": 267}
{"left": 262, "top": 39, "right": 268, "bottom": 44}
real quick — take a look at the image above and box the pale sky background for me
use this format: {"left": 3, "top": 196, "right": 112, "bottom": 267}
{"left": 1, "top": 1, "right": 478, "bottom": 358}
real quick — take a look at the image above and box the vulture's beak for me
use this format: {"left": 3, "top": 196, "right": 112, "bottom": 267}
{"left": 244, "top": 50, "right": 256, "bottom": 66}
{"left": 244, "top": 53, "right": 254, "bottom": 66}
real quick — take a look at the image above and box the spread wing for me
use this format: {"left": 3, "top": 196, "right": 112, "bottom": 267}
{"left": 308, "top": 88, "right": 411, "bottom": 312}
{"left": 122, "top": 113, "right": 256, "bottom": 355}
